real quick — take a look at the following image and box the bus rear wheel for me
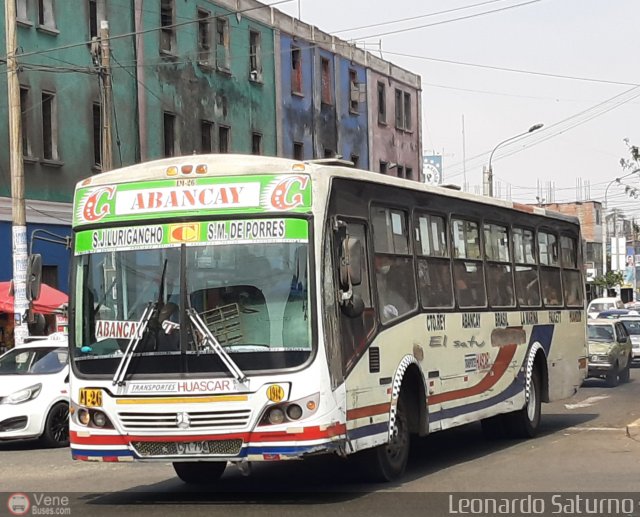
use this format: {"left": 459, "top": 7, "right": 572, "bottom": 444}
{"left": 173, "top": 462, "right": 226, "bottom": 484}
{"left": 358, "top": 396, "right": 410, "bottom": 482}
{"left": 505, "top": 368, "right": 541, "bottom": 438}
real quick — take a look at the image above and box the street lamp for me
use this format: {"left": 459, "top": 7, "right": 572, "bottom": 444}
{"left": 485, "top": 123, "right": 544, "bottom": 197}
{"left": 601, "top": 167, "right": 640, "bottom": 284}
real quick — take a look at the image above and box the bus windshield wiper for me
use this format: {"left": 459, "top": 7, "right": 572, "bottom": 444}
{"left": 187, "top": 307, "right": 248, "bottom": 384}
{"left": 112, "top": 260, "right": 168, "bottom": 386}
{"left": 112, "top": 301, "right": 157, "bottom": 386}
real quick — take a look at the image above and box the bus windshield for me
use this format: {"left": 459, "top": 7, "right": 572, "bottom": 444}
{"left": 72, "top": 224, "right": 312, "bottom": 377}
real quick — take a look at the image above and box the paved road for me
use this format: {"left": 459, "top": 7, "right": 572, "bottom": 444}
{"left": 2, "top": 369, "right": 640, "bottom": 516}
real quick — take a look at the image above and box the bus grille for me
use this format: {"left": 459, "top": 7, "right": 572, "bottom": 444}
{"left": 118, "top": 409, "right": 252, "bottom": 431}
{"left": 132, "top": 439, "right": 243, "bottom": 457}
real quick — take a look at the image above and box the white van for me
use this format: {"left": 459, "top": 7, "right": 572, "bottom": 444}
{"left": 587, "top": 297, "right": 625, "bottom": 319}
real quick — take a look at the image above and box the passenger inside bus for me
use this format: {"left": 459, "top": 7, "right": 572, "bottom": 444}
{"left": 375, "top": 255, "right": 413, "bottom": 321}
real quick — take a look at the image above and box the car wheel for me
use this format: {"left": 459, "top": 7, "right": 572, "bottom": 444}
{"left": 606, "top": 363, "right": 619, "bottom": 387}
{"left": 618, "top": 356, "right": 631, "bottom": 383}
{"left": 173, "top": 462, "right": 226, "bottom": 484}
{"left": 40, "top": 402, "right": 69, "bottom": 448}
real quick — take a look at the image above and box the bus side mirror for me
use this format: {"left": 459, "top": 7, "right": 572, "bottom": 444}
{"left": 26, "top": 254, "right": 43, "bottom": 301}
{"left": 339, "top": 237, "right": 363, "bottom": 289}
{"left": 341, "top": 294, "right": 364, "bottom": 318}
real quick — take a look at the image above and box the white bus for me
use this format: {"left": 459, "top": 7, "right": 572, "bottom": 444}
{"left": 68, "top": 155, "right": 587, "bottom": 483}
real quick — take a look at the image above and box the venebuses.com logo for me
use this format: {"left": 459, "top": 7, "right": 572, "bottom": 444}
{"left": 7, "top": 493, "right": 30, "bottom": 516}
{"left": 6, "top": 493, "right": 71, "bottom": 515}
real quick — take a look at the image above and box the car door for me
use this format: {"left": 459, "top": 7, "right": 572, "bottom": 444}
{"left": 614, "top": 322, "right": 631, "bottom": 368}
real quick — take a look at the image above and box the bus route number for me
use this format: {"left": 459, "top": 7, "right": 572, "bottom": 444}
{"left": 79, "top": 388, "right": 103, "bottom": 407}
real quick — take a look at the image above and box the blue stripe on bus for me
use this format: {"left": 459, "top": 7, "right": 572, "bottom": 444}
{"left": 529, "top": 324, "right": 554, "bottom": 355}
{"left": 347, "top": 422, "right": 388, "bottom": 440}
{"left": 71, "top": 448, "right": 133, "bottom": 457}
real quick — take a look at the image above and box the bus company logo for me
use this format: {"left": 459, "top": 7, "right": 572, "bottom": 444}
{"left": 169, "top": 223, "right": 200, "bottom": 242}
{"left": 80, "top": 186, "right": 116, "bottom": 222}
{"left": 268, "top": 176, "right": 309, "bottom": 210}
{"left": 176, "top": 412, "right": 191, "bottom": 429}
{"left": 7, "top": 493, "right": 30, "bottom": 516}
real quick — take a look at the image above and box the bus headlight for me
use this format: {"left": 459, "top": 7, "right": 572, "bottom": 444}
{"left": 92, "top": 411, "right": 108, "bottom": 428}
{"left": 258, "top": 393, "right": 320, "bottom": 427}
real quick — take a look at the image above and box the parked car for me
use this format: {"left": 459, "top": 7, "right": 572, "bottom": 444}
{"left": 0, "top": 333, "right": 69, "bottom": 446}
{"left": 587, "top": 297, "right": 625, "bottom": 319}
{"left": 586, "top": 320, "right": 632, "bottom": 387}
{"left": 619, "top": 315, "right": 640, "bottom": 365}
{"left": 596, "top": 309, "right": 633, "bottom": 319}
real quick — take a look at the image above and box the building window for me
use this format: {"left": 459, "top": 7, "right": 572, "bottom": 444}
{"left": 321, "top": 57, "right": 332, "bottom": 105}
{"left": 92, "top": 103, "right": 102, "bottom": 167}
{"left": 293, "top": 141, "right": 304, "bottom": 160}
{"left": 252, "top": 132, "right": 262, "bottom": 155}
{"left": 160, "top": 0, "right": 175, "bottom": 54}
{"left": 291, "top": 46, "right": 302, "bottom": 94}
{"left": 324, "top": 148, "right": 334, "bottom": 158}
{"left": 377, "top": 81, "right": 386, "bottom": 124}
{"left": 41, "top": 92, "right": 58, "bottom": 160}
{"left": 88, "top": 0, "right": 105, "bottom": 40}
{"left": 201, "top": 120, "right": 214, "bottom": 153}
{"left": 405, "top": 167, "right": 413, "bottom": 181}
{"left": 395, "top": 89, "right": 412, "bottom": 130}
{"left": 349, "top": 69, "right": 359, "bottom": 114}
{"left": 20, "top": 88, "right": 31, "bottom": 158}
{"left": 216, "top": 17, "right": 230, "bottom": 71}
{"left": 379, "top": 161, "right": 388, "bottom": 174}
{"left": 38, "top": 0, "right": 56, "bottom": 29}
{"left": 17, "top": 0, "right": 28, "bottom": 22}
{"left": 595, "top": 207, "right": 601, "bottom": 225}
{"left": 249, "top": 30, "right": 261, "bottom": 80}
{"left": 218, "top": 125, "right": 230, "bottom": 153}
{"left": 397, "top": 165, "right": 404, "bottom": 179}
{"left": 351, "top": 154, "right": 359, "bottom": 168}
{"left": 197, "top": 9, "right": 212, "bottom": 66}
{"left": 163, "top": 112, "right": 176, "bottom": 157}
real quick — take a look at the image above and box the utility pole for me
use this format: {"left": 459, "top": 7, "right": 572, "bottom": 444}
{"left": 100, "top": 20, "right": 113, "bottom": 172}
{"left": 5, "top": 0, "right": 29, "bottom": 346}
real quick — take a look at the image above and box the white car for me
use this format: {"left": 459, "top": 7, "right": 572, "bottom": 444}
{"left": 587, "top": 297, "right": 625, "bottom": 319}
{"left": 0, "top": 333, "right": 69, "bottom": 447}
{"left": 619, "top": 316, "right": 640, "bottom": 364}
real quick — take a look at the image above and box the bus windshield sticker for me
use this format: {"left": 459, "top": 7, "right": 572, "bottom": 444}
{"left": 73, "top": 174, "right": 312, "bottom": 226}
{"left": 74, "top": 218, "right": 308, "bottom": 254}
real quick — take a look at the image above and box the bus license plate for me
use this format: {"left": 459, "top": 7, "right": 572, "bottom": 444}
{"left": 79, "top": 388, "right": 102, "bottom": 407}
{"left": 176, "top": 441, "right": 211, "bottom": 455}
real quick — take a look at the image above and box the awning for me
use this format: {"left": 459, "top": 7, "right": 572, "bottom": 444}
{"left": 0, "top": 281, "right": 68, "bottom": 314}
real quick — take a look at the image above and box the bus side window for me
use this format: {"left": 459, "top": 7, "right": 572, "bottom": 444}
{"left": 451, "top": 218, "right": 486, "bottom": 308}
{"left": 415, "top": 213, "right": 454, "bottom": 309}
{"left": 513, "top": 227, "right": 541, "bottom": 307}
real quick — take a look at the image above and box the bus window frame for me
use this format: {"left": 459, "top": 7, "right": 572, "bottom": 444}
{"left": 450, "top": 215, "right": 487, "bottom": 309}
{"left": 512, "top": 225, "right": 541, "bottom": 308}
{"left": 483, "top": 220, "right": 516, "bottom": 309}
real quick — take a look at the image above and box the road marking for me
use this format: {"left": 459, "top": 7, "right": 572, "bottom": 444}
{"left": 566, "top": 426, "right": 623, "bottom": 432}
{"left": 564, "top": 395, "right": 609, "bottom": 409}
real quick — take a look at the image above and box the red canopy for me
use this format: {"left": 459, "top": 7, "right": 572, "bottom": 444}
{"left": 0, "top": 281, "right": 68, "bottom": 314}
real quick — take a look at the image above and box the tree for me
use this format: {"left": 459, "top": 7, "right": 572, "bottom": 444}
{"left": 593, "top": 270, "right": 624, "bottom": 292}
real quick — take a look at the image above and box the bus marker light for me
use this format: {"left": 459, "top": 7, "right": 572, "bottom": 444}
{"left": 166, "top": 166, "right": 178, "bottom": 176}
{"left": 291, "top": 163, "right": 306, "bottom": 172}
{"left": 196, "top": 164, "right": 207, "bottom": 174}
{"left": 306, "top": 400, "right": 316, "bottom": 411}
{"left": 181, "top": 165, "right": 193, "bottom": 174}
{"left": 267, "top": 385, "right": 285, "bottom": 402}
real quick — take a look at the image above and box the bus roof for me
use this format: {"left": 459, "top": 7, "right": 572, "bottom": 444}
{"left": 76, "top": 154, "right": 579, "bottom": 226}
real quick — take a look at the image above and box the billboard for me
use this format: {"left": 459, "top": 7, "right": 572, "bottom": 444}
{"left": 423, "top": 155, "right": 443, "bottom": 185}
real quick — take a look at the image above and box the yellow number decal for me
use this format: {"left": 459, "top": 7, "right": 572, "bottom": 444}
{"left": 79, "top": 388, "right": 103, "bottom": 408}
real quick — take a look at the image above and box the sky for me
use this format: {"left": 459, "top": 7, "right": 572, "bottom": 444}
{"left": 277, "top": 0, "right": 640, "bottom": 217}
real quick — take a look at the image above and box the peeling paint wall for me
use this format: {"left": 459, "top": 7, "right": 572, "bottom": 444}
{"left": 138, "top": 1, "right": 277, "bottom": 159}
{"left": 367, "top": 69, "right": 421, "bottom": 181}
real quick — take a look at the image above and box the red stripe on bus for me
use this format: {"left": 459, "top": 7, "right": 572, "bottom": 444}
{"left": 347, "top": 402, "right": 391, "bottom": 421}
{"left": 428, "top": 344, "right": 518, "bottom": 405}
{"left": 70, "top": 424, "right": 347, "bottom": 446}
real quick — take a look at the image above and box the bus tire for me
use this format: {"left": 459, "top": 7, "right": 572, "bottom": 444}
{"left": 359, "top": 396, "right": 410, "bottom": 482}
{"left": 173, "top": 462, "right": 226, "bottom": 484}
{"left": 606, "top": 363, "right": 619, "bottom": 387}
{"left": 39, "top": 402, "right": 69, "bottom": 448}
{"left": 505, "top": 367, "right": 541, "bottom": 439}
{"left": 618, "top": 357, "right": 631, "bottom": 383}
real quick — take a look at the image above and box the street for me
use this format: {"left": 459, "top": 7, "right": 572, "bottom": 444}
{"left": 1, "top": 369, "right": 640, "bottom": 516}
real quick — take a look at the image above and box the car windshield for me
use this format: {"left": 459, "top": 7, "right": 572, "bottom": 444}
{"left": 589, "top": 303, "right": 612, "bottom": 313}
{"left": 72, "top": 219, "right": 313, "bottom": 377}
{"left": 587, "top": 325, "right": 614, "bottom": 342}
{"left": 0, "top": 347, "right": 68, "bottom": 375}
{"left": 621, "top": 320, "right": 640, "bottom": 335}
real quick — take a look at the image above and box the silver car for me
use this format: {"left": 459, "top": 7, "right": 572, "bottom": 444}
{"left": 619, "top": 316, "right": 640, "bottom": 364}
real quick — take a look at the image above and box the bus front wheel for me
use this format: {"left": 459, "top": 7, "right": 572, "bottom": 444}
{"left": 358, "top": 396, "right": 410, "bottom": 482}
{"left": 173, "top": 461, "right": 226, "bottom": 484}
